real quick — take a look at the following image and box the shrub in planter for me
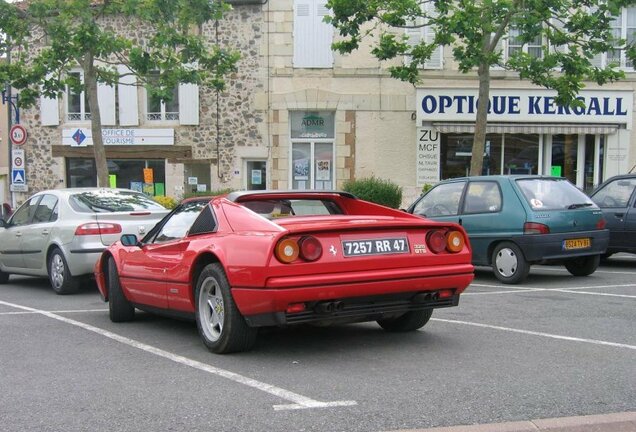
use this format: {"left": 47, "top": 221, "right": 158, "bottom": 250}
{"left": 342, "top": 176, "right": 403, "bottom": 209}
{"left": 153, "top": 196, "right": 178, "bottom": 209}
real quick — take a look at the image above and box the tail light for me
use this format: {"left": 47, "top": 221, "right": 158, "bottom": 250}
{"left": 275, "top": 238, "right": 299, "bottom": 263}
{"left": 426, "top": 230, "right": 447, "bottom": 254}
{"left": 75, "top": 222, "right": 122, "bottom": 236}
{"left": 299, "top": 236, "right": 322, "bottom": 261}
{"left": 446, "top": 231, "right": 465, "bottom": 253}
{"left": 596, "top": 218, "right": 606, "bottom": 229}
{"left": 523, "top": 222, "right": 550, "bottom": 234}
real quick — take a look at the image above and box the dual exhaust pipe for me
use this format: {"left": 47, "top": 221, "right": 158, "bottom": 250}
{"left": 314, "top": 301, "right": 345, "bottom": 314}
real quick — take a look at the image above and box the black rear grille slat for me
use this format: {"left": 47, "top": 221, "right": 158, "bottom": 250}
{"left": 285, "top": 295, "right": 458, "bottom": 324}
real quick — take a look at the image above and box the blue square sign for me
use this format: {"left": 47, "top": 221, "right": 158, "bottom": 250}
{"left": 12, "top": 169, "right": 25, "bottom": 185}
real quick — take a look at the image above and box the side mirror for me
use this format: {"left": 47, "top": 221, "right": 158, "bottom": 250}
{"left": 120, "top": 234, "right": 139, "bottom": 247}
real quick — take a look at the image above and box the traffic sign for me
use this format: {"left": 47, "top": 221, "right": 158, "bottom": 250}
{"left": 12, "top": 169, "right": 25, "bottom": 185}
{"left": 10, "top": 124, "right": 28, "bottom": 146}
{"left": 12, "top": 148, "right": 25, "bottom": 170}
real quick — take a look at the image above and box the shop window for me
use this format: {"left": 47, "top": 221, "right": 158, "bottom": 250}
{"left": 290, "top": 111, "right": 335, "bottom": 190}
{"left": 66, "top": 158, "right": 166, "bottom": 196}
{"left": 504, "top": 134, "right": 539, "bottom": 175}
{"left": 551, "top": 134, "right": 578, "bottom": 184}
{"left": 440, "top": 133, "right": 501, "bottom": 179}
{"left": 246, "top": 160, "right": 266, "bottom": 190}
{"left": 184, "top": 163, "right": 211, "bottom": 194}
{"left": 146, "top": 72, "right": 179, "bottom": 121}
{"left": 293, "top": 0, "right": 333, "bottom": 68}
{"left": 66, "top": 71, "right": 91, "bottom": 121}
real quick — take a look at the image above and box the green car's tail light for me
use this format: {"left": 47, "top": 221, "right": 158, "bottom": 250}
{"left": 523, "top": 222, "right": 550, "bottom": 235}
{"left": 596, "top": 218, "right": 607, "bottom": 229}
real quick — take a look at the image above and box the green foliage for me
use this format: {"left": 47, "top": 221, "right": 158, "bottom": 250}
{"left": 326, "top": 0, "right": 634, "bottom": 174}
{"left": 421, "top": 183, "right": 434, "bottom": 194}
{"left": 152, "top": 195, "right": 178, "bottom": 209}
{"left": 342, "top": 176, "right": 403, "bottom": 209}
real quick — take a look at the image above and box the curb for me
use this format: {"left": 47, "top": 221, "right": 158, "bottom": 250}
{"left": 389, "top": 411, "right": 636, "bottom": 432}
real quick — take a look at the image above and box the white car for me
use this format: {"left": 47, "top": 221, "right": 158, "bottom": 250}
{"left": 0, "top": 188, "right": 169, "bottom": 294}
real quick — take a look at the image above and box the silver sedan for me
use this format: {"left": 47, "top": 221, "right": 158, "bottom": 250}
{"left": 0, "top": 188, "right": 169, "bottom": 294}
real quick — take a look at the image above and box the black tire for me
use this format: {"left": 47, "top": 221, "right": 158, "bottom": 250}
{"left": 377, "top": 309, "right": 433, "bottom": 332}
{"left": 48, "top": 248, "right": 79, "bottom": 294}
{"left": 565, "top": 254, "right": 601, "bottom": 276}
{"left": 0, "top": 268, "right": 9, "bottom": 284}
{"left": 108, "top": 258, "right": 135, "bottom": 322}
{"left": 195, "top": 263, "right": 257, "bottom": 354}
{"left": 491, "top": 242, "right": 530, "bottom": 284}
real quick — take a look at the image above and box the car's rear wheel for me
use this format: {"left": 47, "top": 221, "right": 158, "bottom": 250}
{"left": 108, "top": 257, "right": 135, "bottom": 322}
{"left": 0, "top": 269, "right": 9, "bottom": 284}
{"left": 492, "top": 242, "right": 530, "bottom": 284}
{"left": 48, "top": 248, "right": 79, "bottom": 294}
{"left": 565, "top": 254, "right": 600, "bottom": 276}
{"left": 195, "top": 263, "right": 257, "bottom": 354}
{"left": 377, "top": 309, "right": 433, "bottom": 332}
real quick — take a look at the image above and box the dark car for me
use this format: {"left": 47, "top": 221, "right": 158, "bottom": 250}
{"left": 407, "top": 175, "right": 609, "bottom": 284}
{"left": 589, "top": 174, "right": 636, "bottom": 258}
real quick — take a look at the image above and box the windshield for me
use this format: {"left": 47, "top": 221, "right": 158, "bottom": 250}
{"left": 69, "top": 190, "right": 166, "bottom": 213}
{"left": 516, "top": 178, "right": 595, "bottom": 211}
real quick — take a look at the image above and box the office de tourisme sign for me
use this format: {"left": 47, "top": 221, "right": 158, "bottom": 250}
{"left": 416, "top": 88, "right": 633, "bottom": 128}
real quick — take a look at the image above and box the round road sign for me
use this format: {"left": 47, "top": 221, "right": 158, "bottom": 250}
{"left": 10, "top": 125, "right": 28, "bottom": 146}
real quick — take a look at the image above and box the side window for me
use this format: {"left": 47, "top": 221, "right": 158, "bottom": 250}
{"left": 463, "top": 182, "right": 502, "bottom": 214}
{"left": 188, "top": 205, "right": 217, "bottom": 236}
{"left": 32, "top": 195, "right": 59, "bottom": 223}
{"left": 592, "top": 178, "right": 636, "bottom": 208}
{"left": 412, "top": 182, "right": 466, "bottom": 217}
{"left": 152, "top": 201, "right": 208, "bottom": 244}
{"left": 9, "top": 197, "right": 41, "bottom": 227}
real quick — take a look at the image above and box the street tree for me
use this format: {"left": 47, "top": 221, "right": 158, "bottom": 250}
{"left": 326, "top": 0, "right": 636, "bottom": 175}
{"left": 0, "top": 0, "right": 239, "bottom": 187}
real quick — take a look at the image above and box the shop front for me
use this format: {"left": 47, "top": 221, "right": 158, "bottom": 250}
{"left": 416, "top": 88, "right": 633, "bottom": 190}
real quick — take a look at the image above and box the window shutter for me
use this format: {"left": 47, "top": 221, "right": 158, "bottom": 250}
{"left": 424, "top": 27, "right": 442, "bottom": 69}
{"left": 97, "top": 82, "right": 116, "bottom": 125}
{"left": 117, "top": 65, "right": 139, "bottom": 126}
{"left": 293, "top": 0, "right": 333, "bottom": 68}
{"left": 40, "top": 93, "right": 59, "bottom": 126}
{"left": 179, "top": 83, "right": 199, "bottom": 125}
{"left": 404, "top": 25, "right": 422, "bottom": 66}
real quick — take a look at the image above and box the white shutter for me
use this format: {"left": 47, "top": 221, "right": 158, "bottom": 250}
{"left": 40, "top": 93, "right": 59, "bottom": 126}
{"left": 97, "top": 82, "right": 116, "bottom": 125}
{"left": 404, "top": 25, "right": 422, "bottom": 66}
{"left": 423, "top": 27, "right": 442, "bottom": 69}
{"left": 293, "top": 0, "right": 333, "bottom": 68}
{"left": 117, "top": 65, "right": 139, "bottom": 126}
{"left": 179, "top": 83, "right": 199, "bottom": 125}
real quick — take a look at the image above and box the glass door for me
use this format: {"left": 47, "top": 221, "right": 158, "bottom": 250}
{"left": 291, "top": 141, "right": 334, "bottom": 190}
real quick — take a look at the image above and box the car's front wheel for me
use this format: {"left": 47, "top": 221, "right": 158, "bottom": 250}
{"left": 108, "top": 257, "right": 135, "bottom": 322}
{"left": 48, "top": 248, "right": 79, "bottom": 294}
{"left": 377, "top": 309, "right": 433, "bottom": 332}
{"left": 491, "top": 242, "right": 530, "bottom": 284}
{"left": 565, "top": 254, "right": 601, "bottom": 276}
{"left": 195, "top": 263, "right": 257, "bottom": 354}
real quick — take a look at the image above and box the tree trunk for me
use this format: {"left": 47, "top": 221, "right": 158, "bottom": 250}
{"left": 82, "top": 54, "right": 109, "bottom": 187}
{"left": 470, "top": 61, "right": 491, "bottom": 176}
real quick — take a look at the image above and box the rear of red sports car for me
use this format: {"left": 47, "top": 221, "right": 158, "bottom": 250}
{"left": 96, "top": 191, "right": 474, "bottom": 354}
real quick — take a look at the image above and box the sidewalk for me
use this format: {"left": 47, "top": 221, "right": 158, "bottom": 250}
{"left": 391, "top": 411, "right": 636, "bottom": 432}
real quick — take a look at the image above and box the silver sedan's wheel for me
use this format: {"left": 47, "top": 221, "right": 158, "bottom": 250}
{"left": 194, "top": 263, "right": 257, "bottom": 354}
{"left": 491, "top": 242, "right": 530, "bottom": 284}
{"left": 198, "top": 276, "right": 225, "bottom": 343}
{"left": 48, "top": 248, "right": 79, "bottom": 294}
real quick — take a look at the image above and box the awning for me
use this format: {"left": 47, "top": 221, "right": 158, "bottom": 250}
{"left": 431, "top": 122, "right": 620, "bottom": 135}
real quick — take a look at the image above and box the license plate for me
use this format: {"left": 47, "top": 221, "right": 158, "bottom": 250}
{"left": 342, "top": 237, "right": 409, "bottom": 257}
{"left": 563, "top": 238, "right": 591, "bottom": 250}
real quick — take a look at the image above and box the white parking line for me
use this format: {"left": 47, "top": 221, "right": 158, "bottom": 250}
{"left": 0, "top": 300, "right": 357, "bottom": 411}
{"left": 466, "top": 283, "right": 636, "bottom": 298}
{"left": 0, "top": 309, "right": 107, "bottom": 316}
{"left": 534, "top": 266, "right": 636, "bottom": 276}
{"left": 552, "top": 289, "right": 636, "bottom": 299}
{"left": 432, "top": 318, "right": 636, "bottom": 351}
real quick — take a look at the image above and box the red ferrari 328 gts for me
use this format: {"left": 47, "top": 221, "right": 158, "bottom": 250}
{"left": 95, "top": 191, "right": 474, "bottom": 353}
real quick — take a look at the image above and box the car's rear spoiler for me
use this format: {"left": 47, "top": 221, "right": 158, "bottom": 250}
{"left": 226, "top": 190, "right": 356, "bottom": 202}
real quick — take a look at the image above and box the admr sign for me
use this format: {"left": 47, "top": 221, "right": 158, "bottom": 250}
{"left": 10, "top": 124, "right": 28, "bottom": 146}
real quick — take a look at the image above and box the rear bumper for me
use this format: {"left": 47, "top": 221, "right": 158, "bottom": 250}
{"left": 513, "top": 229, "right": 609, "bottom": 262}
{"left": 232, "top": 266, "right": 474, "bottom": 327}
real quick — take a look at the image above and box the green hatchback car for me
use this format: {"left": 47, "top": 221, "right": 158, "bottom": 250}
{"left": 407, "top": 175, "right": 610, "bottom": 284}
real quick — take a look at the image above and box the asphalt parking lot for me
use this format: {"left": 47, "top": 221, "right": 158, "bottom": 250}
{"left": 1, "top": 255, "right": 635, "bottom": 432}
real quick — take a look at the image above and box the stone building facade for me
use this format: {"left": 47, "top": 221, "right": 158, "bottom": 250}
{"left": 7, "top": 0, "right": 636, "bottom": 208}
